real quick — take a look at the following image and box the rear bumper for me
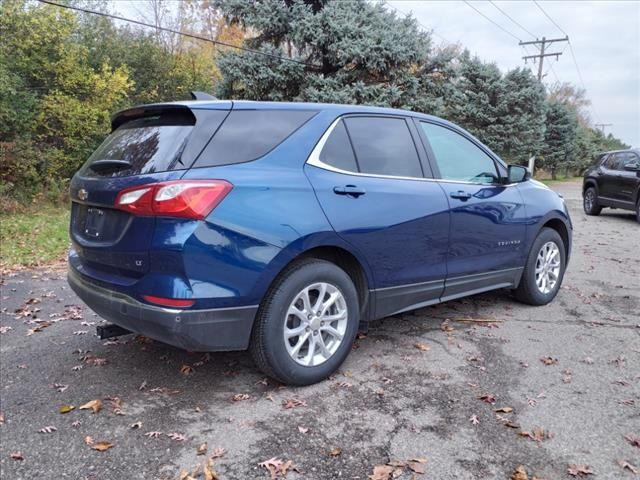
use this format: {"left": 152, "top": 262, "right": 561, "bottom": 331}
{"left": 68, "top": 267, "right": 257, "bottom": 352}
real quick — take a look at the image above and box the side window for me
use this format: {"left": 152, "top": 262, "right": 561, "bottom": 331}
{"left": 319, "top": 121, "right": 358, "bottom": 172}
{"left": 623, "top": 152, "right": 640, "bottom": 168}
{"left": 194, "top": 110, "right": 317, "bottom": 167}
{"left": 420, "top": 122, "right": 499, "bottom": 184}
{"left": 604, "top": 153, "right": 622, "bottom": 170}
{"left": 343, "top": 117, "right": 423, "bottom": 178}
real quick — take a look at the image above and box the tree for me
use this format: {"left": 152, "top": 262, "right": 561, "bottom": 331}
{"left": 540, "top": 102, "right": 578, "bottom": 179}
{"left": 214, "top": 0, "right": 432, "bottom": 107}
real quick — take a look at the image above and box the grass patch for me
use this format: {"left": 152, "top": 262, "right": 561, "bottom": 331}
{"left": 0, "top": 205, "right": 70, "bottom": 268}
{"left": 537, "top": 176, "right": 582, "bottom": 186}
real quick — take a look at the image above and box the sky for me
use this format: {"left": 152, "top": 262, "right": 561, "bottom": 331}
{"left": 388, "top": 0, "right": 640, "bottom": 147}
{"left": 115, "top": 0, "right": 640, "bottom": 147}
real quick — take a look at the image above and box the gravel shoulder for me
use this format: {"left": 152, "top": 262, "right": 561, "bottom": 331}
{"left": 1, "top": 181, "right": 639, "bottom": 480}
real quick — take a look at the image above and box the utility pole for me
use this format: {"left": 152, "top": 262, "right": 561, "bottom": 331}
{"left": 520, "top": 36, "right": 568, "bottom": 81}
{"left": 595, "top": 123, "right": 613, "bottom": 136}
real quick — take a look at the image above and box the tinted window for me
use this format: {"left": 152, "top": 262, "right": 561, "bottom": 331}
{"left": 344, "top": 117, "right": 423, "bottom": 177}
{"left": 319, "top": 121, "right": 358, "bottom": 172}
{"left": 81, "top": 110, "right": 201, "bottom": 178}
{"left": 605, "top": 153, "right": 625, "bottom": 170}
{"left": 420, "top": 122, "right": 498, "bottom": 183}
{"left": 622, "top": 152, "right": 640, "bottom": 168}
{"left": 195, "top": 110, "right": 316, "bottom": 167}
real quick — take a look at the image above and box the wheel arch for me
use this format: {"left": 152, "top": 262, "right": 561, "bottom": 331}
{"left": 539, "top": 216, "right": 571, "bottom": 263}
{"left": 583, "top": 178, "right": 598, "bottom": 194}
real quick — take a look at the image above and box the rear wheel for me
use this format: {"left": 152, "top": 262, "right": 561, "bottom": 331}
{"left": 636, "top": 201, "right": 640, "bottom": 223}
{"left": 514, "top": 228, "right": 566, "bottom": 306}
{"left": 250, "top": 259, "right": 359, "bottom": 386}
{"left": 583, "top": 187, "right": 602, "bottom": 216}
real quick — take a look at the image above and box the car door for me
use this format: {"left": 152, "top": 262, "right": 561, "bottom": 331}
{"left": 598, "top": 153, "right": 623, "bottom": 200}
{"left": 416, "top": 120, "right": 527, "bottom": 301}
{"left": 305, "top": 115, "right": 450, "bottom": 318}
{"left": 618, "top": 151, "right": 640, "bottom": 204}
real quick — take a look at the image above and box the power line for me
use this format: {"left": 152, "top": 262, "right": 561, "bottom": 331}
{"left": 488, "top": 1, "right": 537, "bottom": 39}
{"left": 533, "top": 0, "right": 567, "bottom": 36}
{"left": 462, "top": 0, "right": 522, "bottom": 42}
{"left": 36, "top": 0, "right": 316, "bottom": 69}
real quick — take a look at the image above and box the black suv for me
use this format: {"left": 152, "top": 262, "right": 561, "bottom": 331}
{"left": 583, "top": 149, "right": 640, "bottom": 223}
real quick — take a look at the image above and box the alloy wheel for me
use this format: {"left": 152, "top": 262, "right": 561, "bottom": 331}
{"left": 535, "top": 241, "right": 561, "bottom": 294}
{"left": 283, "top": 282, "right": 348, "bottom": 367}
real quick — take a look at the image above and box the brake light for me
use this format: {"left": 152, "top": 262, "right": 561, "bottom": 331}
{"left": 115, "top": 180, "right": 232, "bottom": 219}
{"left": 143, "top": 295, "right": 195, "bottom": 308}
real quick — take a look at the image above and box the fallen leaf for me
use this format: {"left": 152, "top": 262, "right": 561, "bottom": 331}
{"left": 38, "top": 425, "right": 57, "bottom": 433}
{"left": 567, "top": 464, "right": 593, "bottom": 477}
{"left": 10, "top": 451, "right": 24, "bottom": 461}
{"left": 231, "top": 393, "right": 250, "bottom": 402}
{"left": 167, "top": 432, "right": 186, "bottom": 442}
{"left": 59, "top": 404, "right": 75, "bottom": 414}
{"left": 71, "top": 420, "right": 81, "bottom": 428}
{"left": 479, "top": 394, "right": 496, "bottom": 404}
{"left": 623, "top": 433, "right": 640, "bottom": 448}
{"left": 511, "top": 465, "right": 529, "bottom": 480}
{"left": 197, "top": 442, "right": 208, "bottom": 455}
{"left": 298, "top": 426, "right": 309, "bottom": 434}
{"left": 130, "top": 421, "right": 142, "bottom": 429}
{"left": 51, "top": 383, "right": 69, "bottom": 393}
{"left": 414, "top": 343, "right": 430, "bottom": 352}
{"left": 540, "top": 357, "right": 558, "bottom": 365}
{"left": 368, "top": 464, "right": 395, "bottom": 480}
{"left": 519, "top": 426, "right": 548, "bottom": 442}
{"left": 0, "top": 412, "right": 4, "bottom": 424}
{"left": 210, "top": 447, "right": 226, "bottom": 459}
{"left": 259, "top": 457, "right": 294, "bottom": 479}
{"left": 470, "top": 414, "right": 480, "bottom": 425}
{"left": 407, "top": 459, "right": 426, "bottom": 474}
{"left": 92, "top": 441, "right": 114, "bottom": 452}
{"left": 329, "top": 447, "right": 342, "bottom": 457}
{"left": 495, "top": 406, "right": 514, "bottom": 413}
{"left": 180, "top": 364, "right": 195, "bottom": 376}
{"left": 618, "top": 460, "right": 638, "bottom": 474}
{"left": 84, "top": 436, "right": 94, "bottom": 445}
{"left": 145, "top": 431, "right": 162, "bottom": 439}
{"left": 79, "top": 399, "right": 102, "bottom": 413}
{"left": 282, "top": 398, "right": 307, "bottom": 409}
{"left": 204, "top": 458, "right": 219, "bottom": 480}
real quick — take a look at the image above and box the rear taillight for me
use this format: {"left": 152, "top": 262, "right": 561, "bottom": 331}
{"left": 143, "top": 295, "right": 195, "bottom": 308}
{"left": 115, "top": 180, "right": 232, "bottom": 220}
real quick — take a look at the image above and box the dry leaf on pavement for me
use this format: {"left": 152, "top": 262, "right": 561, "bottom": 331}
{"left": 470, "top": 415, "right": 480, "bottom": 425}
{"left": 282, "top": 398, "right": 307, "bottom": 409}
{"left": 540, "top": 357, "right": 558, "bottom": 365}
{"left": 495, "top": 406, "right": 513, "bottom": 413}
{"left": 180, "top": 364, "right": 195, "bottom": 376}
{"left": 414, "top": 343, "right": 430, "bottom": 351}
{"left": 10, "top": 451, "right": 24, "bottom": 461}
{"left": 167, "top": 432, "right": 186, "bottom": 442}
{"left": 144, "top": 431, "right": 162, "bottom": 439}
{"left": 203, "top": 458, "right": 219, "bottom": 480}
{"left": 79, "top": 399, "right": 102, "bottom": 413}
{"left": 618, "top": 460, "right": 638, "bottom": 474}
{"left": 511, "top": 465, "right": 529, "bottom": 480}
{"left": 231, "top": 393, "right": 250, "bottom": 402}
{"left": 38, "top": 425, "right": 57, "bottom": 434}
{"left": 567, "top": 464, "right": 594, "bottom": 477}
{"left": 197, "top": 442, "right": 208, "bottom": 455}
{"left": 368, "top": 464, "right": 395, "bottom": 480}
{"left": 329, "top": 447, "right": 342, "bottom": 457}
{"left": 91, "top": 441, "right": 114, "bottom": 452}
{"left": 259, "top": 457, "right": 294, "bottom": 479}
{"left": 211, "top": 447, "right": 226, "bottom": 459}
{"left": 59, "top": 405, "right": 75, "bottom": 414}
{"left": 623, "top": 434, "right": 640, "bottom": 448}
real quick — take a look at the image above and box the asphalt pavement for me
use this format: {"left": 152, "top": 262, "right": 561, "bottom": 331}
{"left": 1, "top": 181, "right": 638, "bottom": 480}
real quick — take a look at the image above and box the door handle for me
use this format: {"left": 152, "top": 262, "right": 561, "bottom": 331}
{"left": 450, "top": 190, "right": 472, "bottom": 200}
{"left": 333, "top": 185, "right": 366, "bottom": 197}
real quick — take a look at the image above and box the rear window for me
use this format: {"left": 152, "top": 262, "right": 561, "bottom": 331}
{"left": 193, "top": 110, "right": 317, "bottom": 167}
{"left": 81, "top": 109, "right": 227, "bottom": 178}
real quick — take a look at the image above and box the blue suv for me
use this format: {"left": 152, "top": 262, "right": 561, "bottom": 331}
{"left": 68, "top": 99, "right": 572, "bottom": 385}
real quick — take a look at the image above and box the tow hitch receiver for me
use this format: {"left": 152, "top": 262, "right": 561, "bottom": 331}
{"left": 96, "top": 324, "right": 132, "bottom": 340}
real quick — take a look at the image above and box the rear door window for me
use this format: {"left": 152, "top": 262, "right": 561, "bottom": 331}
{"left": 194, "top": 110, "right": 317, "bottom": 167}
{"left": 343, "top": 117, "right": 423, "bottom": 178}
{"left": 81, "top": 109, "right": 228, "bottom": 178}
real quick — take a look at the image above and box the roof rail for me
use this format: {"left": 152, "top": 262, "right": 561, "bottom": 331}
{"left": 190, "top": 91, "right": 218, "bottom": 101}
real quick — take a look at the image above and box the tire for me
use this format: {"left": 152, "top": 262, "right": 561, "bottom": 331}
{"left": 636, "top": 201, "right": 640, "bottom": 224}
{"left": 250, "top": 259, "right": 359, "bottom": 386}
{"left": 583, "top": 186, "right": 602, "bottom": 216}
{"left": 514, "top": 228, "right": 566, "bottom": 306}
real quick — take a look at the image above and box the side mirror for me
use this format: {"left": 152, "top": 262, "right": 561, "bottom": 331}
{"left": 623, "top": 162, "right": 640, "bottom": 171}
{"left": 507, "top": 165, "right": 531, "bottom": 183}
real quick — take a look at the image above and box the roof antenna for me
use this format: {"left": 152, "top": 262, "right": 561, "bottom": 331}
{"left": 190, "top": 91, "right": 218, "bottom": 101}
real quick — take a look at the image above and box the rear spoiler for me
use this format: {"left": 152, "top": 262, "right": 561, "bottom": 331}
{"left": 110, "top": 104, "right": 195, "bottom": 131}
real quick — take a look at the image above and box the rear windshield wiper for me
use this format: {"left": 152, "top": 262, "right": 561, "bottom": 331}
{"left": 89, "top": 159, "right": 133, "bottom": 171}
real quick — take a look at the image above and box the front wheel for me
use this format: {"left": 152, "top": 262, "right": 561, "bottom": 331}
{"left": 514, "top": 228, "right": 566, "bottom": 306}
{"left": 636, "top": 201, "right": 640, "bottom": 223}
{"left": 583, "top": 187, "right": 602, "bottom": 216}
{"left": 250, "top": 259, "right": 359, "bottom": 386}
